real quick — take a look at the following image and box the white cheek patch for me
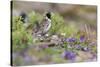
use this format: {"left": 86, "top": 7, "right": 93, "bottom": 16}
{"left": 48, "top": 18, "right": 51, "bottom": 22}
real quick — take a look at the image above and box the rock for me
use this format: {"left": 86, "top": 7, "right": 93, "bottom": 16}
{"left": 50, "top": 35, "right": 63, "bottom": 45}
{"left": 77, "top": 51, "right": 94, "bottom": 61}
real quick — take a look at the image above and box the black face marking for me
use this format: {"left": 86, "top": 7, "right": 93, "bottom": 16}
{"left": 46, "top": 12, "right": 51, "bottom": 19}
{"left": 20, "top": 12, "right": 27, "bottom": 23}
{"left": 20, "top": 12, "right": 26, "bottom": 19}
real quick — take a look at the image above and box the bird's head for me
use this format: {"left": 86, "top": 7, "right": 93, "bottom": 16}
{"left": 45, "top": 12, "right": 51, "bottom": 19}
{"left": 20, "top": 12, "right": 26, "bottom": 19}
{"left": 20, "top": 12, "right": 27, "bottom": 23}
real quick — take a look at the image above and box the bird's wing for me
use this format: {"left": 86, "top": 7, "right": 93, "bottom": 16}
{"left": 40, "top": 18, "right": 51, "bottom": 33}
{"left": 39, "top": 19, "right": 48, "bottom": 31}
{"left": 33, "top": 21, "right": 40, "bottom": 33}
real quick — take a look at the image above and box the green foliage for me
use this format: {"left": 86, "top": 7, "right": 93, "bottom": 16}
{"left": 12, "top": 16, "right": 24, "bottom": 31}
{"left": 12, "top": 16, "right": 33, "bottom": 52}
{"left": 49, "top": 13, "right": 65, "bottom": 34}
{"left": 49, "top": 13, "right": 78, "bottom": 37}
{"left": 27, "top": 11, "right": 42, "bottom": 30}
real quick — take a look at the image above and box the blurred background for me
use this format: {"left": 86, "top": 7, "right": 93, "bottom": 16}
{"left": 12, "top": 1, "right": 97, "bottom": 29}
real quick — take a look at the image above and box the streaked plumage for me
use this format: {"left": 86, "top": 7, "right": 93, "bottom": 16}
{"left": 33, "top": 12, "right": 52, "bottom": 37}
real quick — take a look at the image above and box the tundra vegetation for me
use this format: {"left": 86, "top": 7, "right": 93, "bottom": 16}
{"left": 12, "top": 9, "right": 97, "bottom": 66}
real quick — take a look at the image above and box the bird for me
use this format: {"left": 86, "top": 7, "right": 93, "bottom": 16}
{"left": 20, "top": 12, "right": 27, "bottom": 23}
{"left": 33, "top": 12, "right": 52, "bottom": 37}
{"left": 19, "top": 12, "right": 29, "bottom": 27}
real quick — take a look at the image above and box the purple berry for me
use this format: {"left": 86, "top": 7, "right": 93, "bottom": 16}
{"left": 66, "top": 37, "right": 76, "bottom": 42}
{"left": 80, "top": 36, "right": 85, "bottom": 42}
{"left": 62, "top": 51, "right": 76, "bottom": 60}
